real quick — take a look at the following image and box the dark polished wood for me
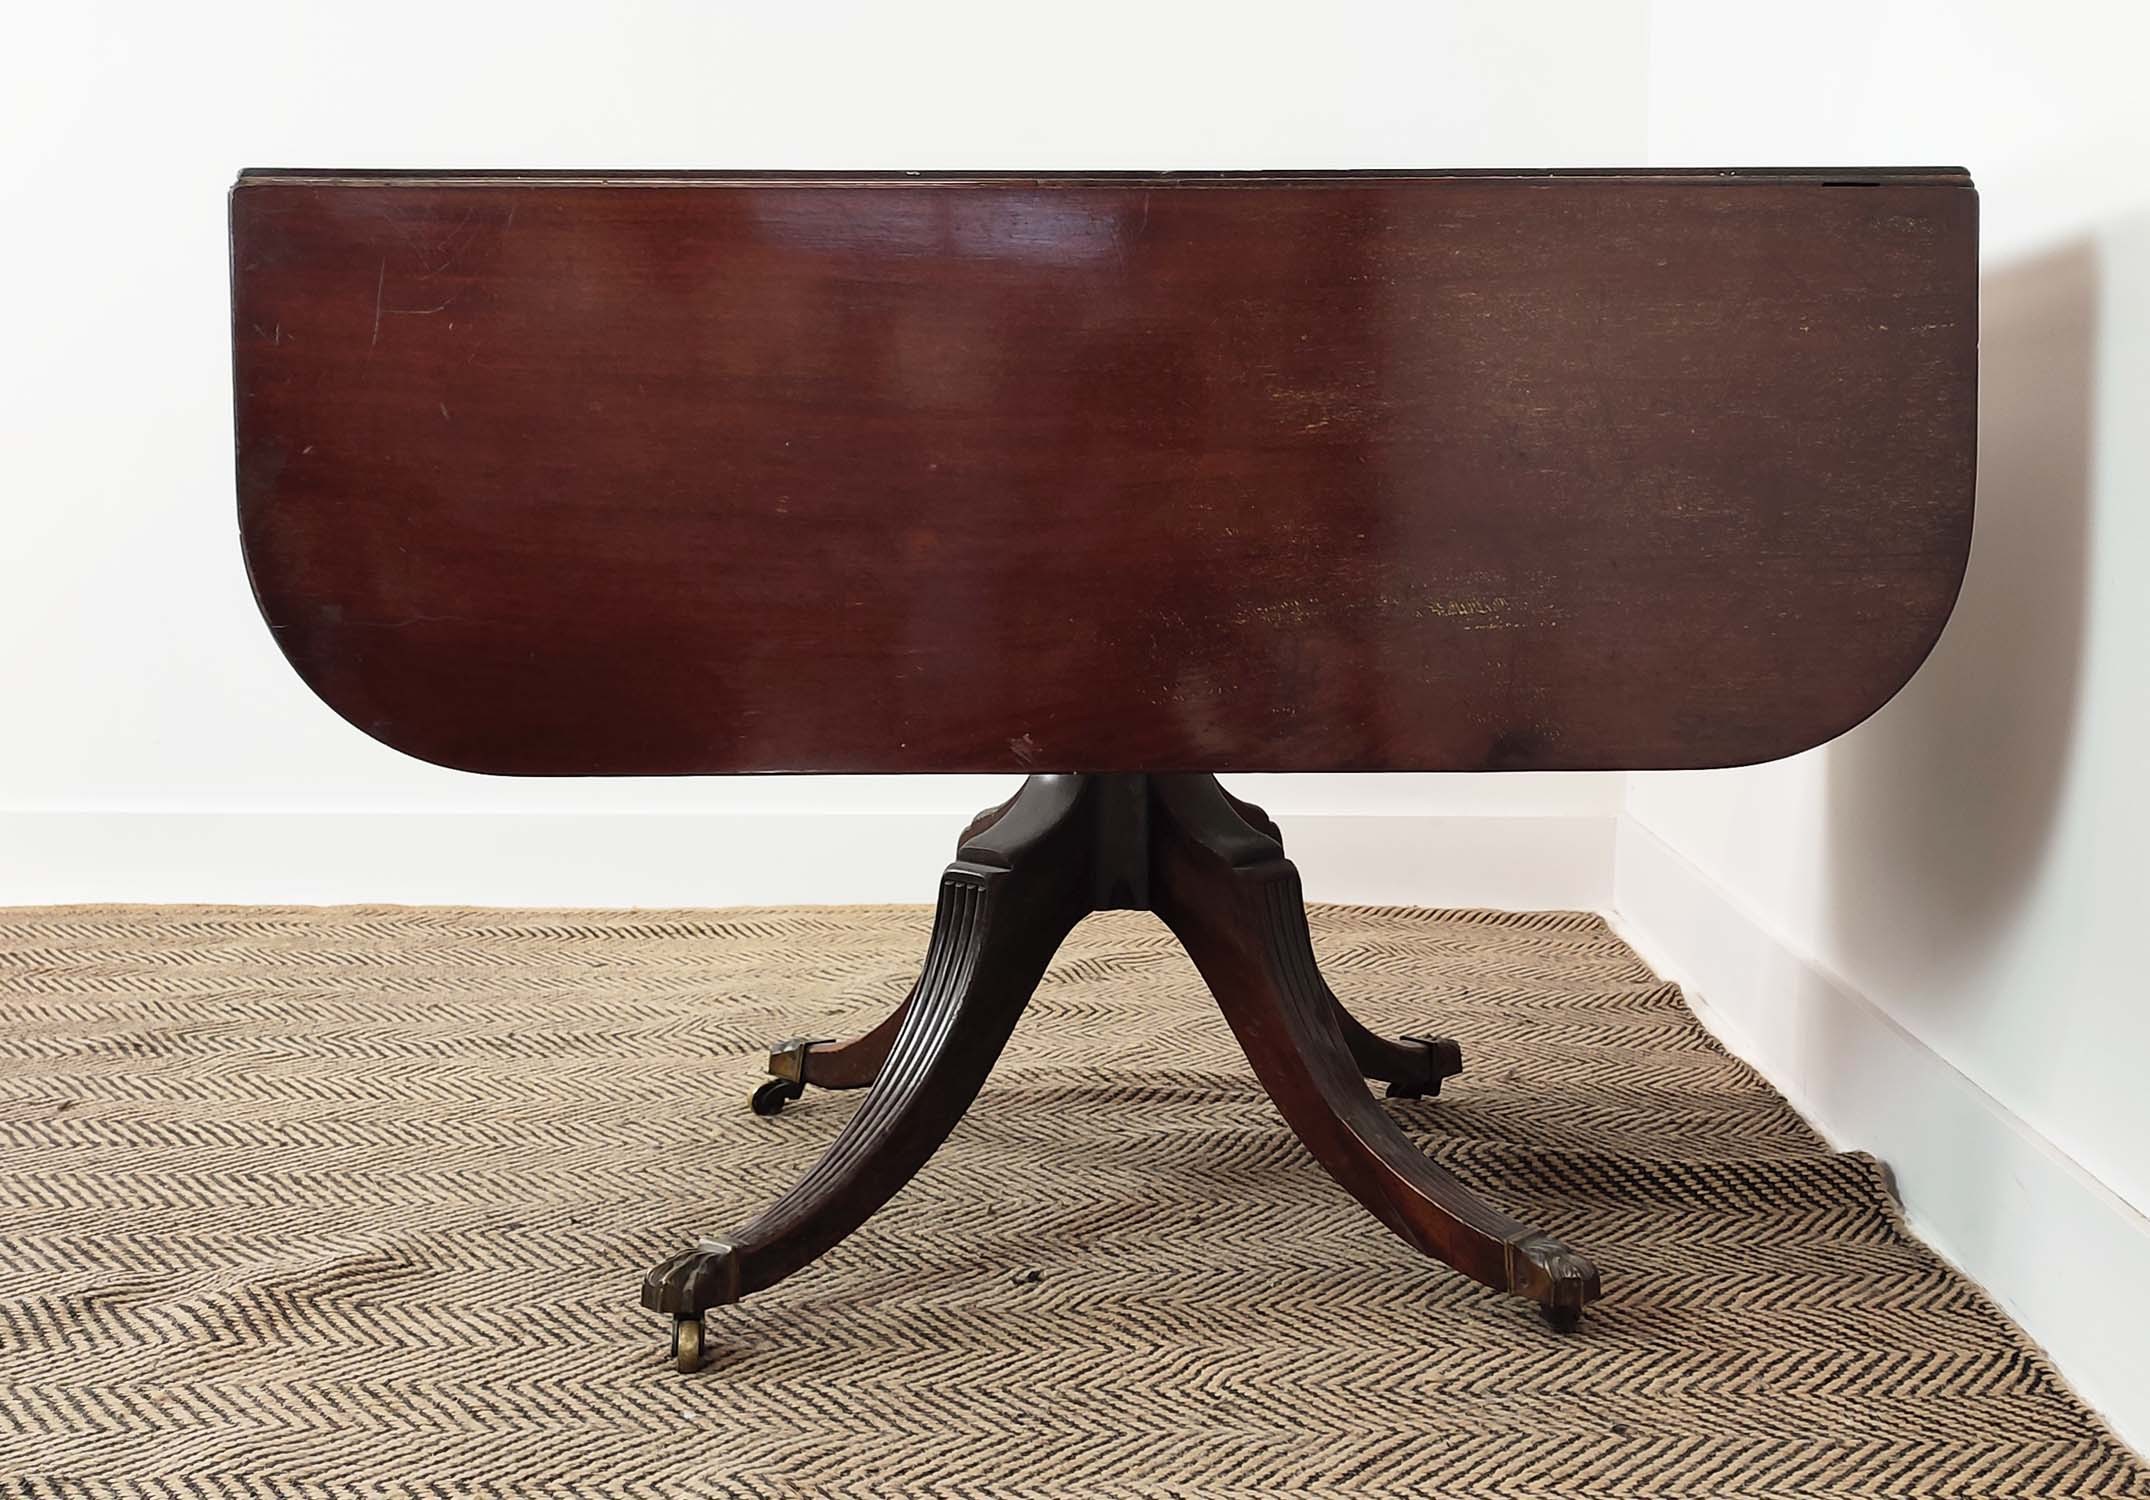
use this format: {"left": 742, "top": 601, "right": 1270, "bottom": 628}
{"left": 233, "top": 169, "right": 1978, "bottom": 1369}
{"left": 1218, "top": 786, "right": 1464, "bottom": 1098}
{"left": 1147, "top": 774, "right": 1596, "bottom": 1328}
{"left": 754, "top": 785, "right": 1460, "bottom": 1111}
{"left": 646, "top": 773, "right": 1589, "bottom": 1370}
{"left": 750, "top": 793, "right": 1016, "bottom": 1114}
{"left": 231, "top": 169, "right": 1977, "bottom": 775}
{"left": 646, "top": 775, "right": 1096, "bottom": 1362}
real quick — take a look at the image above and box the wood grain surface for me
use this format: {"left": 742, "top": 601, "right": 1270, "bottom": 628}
{"left": 230, "top": 170, "right": 1977, "bottom": 774}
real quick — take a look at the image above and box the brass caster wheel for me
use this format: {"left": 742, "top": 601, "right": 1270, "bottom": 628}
{"left": 1507, "top": 1230, "right": 1598, "bottom": 1334}
{"left": 671, "top": 1316, "right": 705, "bottom": 1373}
{"left": 1385, "top": 1036, "right": 1463, "bottom": 1100}
{"left": 751, "top": 1078, "right": 805, "bottom": 1116}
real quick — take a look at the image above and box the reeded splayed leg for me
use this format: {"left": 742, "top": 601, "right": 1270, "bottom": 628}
{"left": 752, "top": 793, "right": 1023, "bottom": 1115}
{"left": 1151, "top": 774, "right": 1600, "bottom": 1331}
{"left": 646, "top": 776, "right": 1092, "bottom": 1367}
{"left": 1220, "top": 787, "right": 1466, "bottom": 1102}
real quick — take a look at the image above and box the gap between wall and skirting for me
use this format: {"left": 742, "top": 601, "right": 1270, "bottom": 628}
{"left": 1609, "top": 811, "right": 2150, "bottom": 1456}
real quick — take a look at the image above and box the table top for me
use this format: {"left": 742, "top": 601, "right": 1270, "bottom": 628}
{"left": 230, "top": 169, "right": 1977, "bottom": 775}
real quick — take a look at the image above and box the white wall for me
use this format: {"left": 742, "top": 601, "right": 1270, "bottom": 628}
{"left": 0, "top": 0, "right": 1636, "bottom": 905}
{"left": 1625, "top": 0, "right": 2150, "bottom": 1448}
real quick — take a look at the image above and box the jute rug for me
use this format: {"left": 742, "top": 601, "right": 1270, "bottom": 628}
{"left": 0, "top": 903, "right": 2142, "bottom": 1498}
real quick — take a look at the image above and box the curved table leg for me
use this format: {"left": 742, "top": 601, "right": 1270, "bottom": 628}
{"left": 1152, "top": 774, "right": 1600, "bottom": 1331}
{"left": 1219, "top": 785, "right": 1466, "bottom": 1102}
{"left": 646, "top": 775, "right": 1092, "bottom": 1367}
{"left": 753, "top": 792, "right": 1024, "bottom": 1114}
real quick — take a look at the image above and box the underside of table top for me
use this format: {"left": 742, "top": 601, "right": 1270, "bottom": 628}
{"left": 230, "top": 169, "right": 1977, "bottom": 775}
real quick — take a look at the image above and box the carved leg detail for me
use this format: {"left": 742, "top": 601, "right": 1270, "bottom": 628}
{"left": 753, "top": 793, "right": 1023, "bottom": 1113}
{"left": 647, "top": 777, "right": 1092, "bottom": 1346}
{"left": 1150, "top": 775, "right": 1600, "bottom": 1330}
{"left": 1219, "top": 785, "right": 1466, "bottom": 1101}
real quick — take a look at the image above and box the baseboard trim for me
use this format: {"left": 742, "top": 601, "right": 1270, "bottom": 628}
{"left": 0, "top": 809, "right": 1616, "bottom": 911}
{"left": 1611, "top": 812, "right": 2150, "bottom": 1454}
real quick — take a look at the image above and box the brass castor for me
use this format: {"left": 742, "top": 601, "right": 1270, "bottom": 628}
{"left": 671, "top": 1316, "right": 705, "bottom": 1373}
{"left": 750, "top": 1078, "right": 804, "bottom": 1116}
{"left": 1382, "top": 1036, "right": 1465, "bottom": 1101}
{"left": 1507, "top": 1230, "right": 1598, "bottom": 1334}
{"left": 752, "top": 1037, "right": 829, "bottom": 1115}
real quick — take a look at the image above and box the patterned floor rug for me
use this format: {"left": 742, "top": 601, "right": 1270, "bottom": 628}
{"left": 0, "top": 902, "right": 2143, "bottom": 1497}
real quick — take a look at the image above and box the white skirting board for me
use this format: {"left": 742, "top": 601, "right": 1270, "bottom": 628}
{"left": 1611, "top": 813, "right": 2150, "bottom": 1455}
{"left": 0, "top": 809, "right": 1616, "bottom": 912}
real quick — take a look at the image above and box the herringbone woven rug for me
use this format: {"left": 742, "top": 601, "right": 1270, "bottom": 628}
{"left": 1, "top": 903, "right": 2142, "bottom": 1498}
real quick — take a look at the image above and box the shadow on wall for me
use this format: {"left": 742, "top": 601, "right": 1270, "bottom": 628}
{"left": 1821, "top": 240, "right": 2099, "bottom": 985}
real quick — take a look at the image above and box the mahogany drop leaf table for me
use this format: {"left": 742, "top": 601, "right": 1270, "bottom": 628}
{"left": 229, "top": 168, "right": 1978, "bottom": 1369}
